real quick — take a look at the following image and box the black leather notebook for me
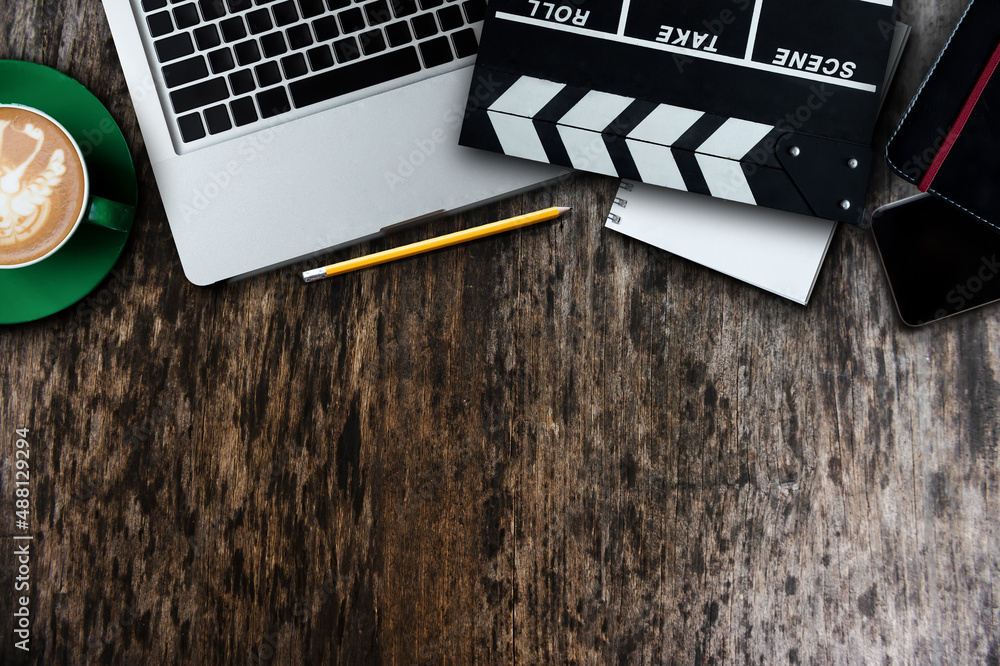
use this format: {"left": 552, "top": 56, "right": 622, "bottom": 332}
{"left": 886, "top": 0, "right": 1000, "bottom": 232}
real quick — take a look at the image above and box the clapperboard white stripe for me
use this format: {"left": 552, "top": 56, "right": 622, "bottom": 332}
{"left": 490, "top": 76, "right": 563, "bottom": 117}
{"left": 695, "top": 155, "right": 757, "bottom": 205}
{"left": 625, "top": 139, "right": 686, "bottom": 191}
{"left": 624, "top": 104, "right": 712, "bottom": 194}
{"left": 486, "top": 75, "right": 776, "bottom": 207}
{"left": 558, "top": 90, "right": 634, "bottom": 131}
{"left": 697, "top": 118, "right": 773, "bottom": 161}
{"left": 557, "top": 126, "right": 619, "bottom": 174}
{"left": 487, "top": 77, "right": 564, "bottom": 162}
{"left": 493, "top": 12, "right": 879, "bottom": 93}
{"left": 554, "top": 90, "right": 634, "bottom": 173}
{"left": 627, "top": 104, "right": 704, "bottom": 147}
{"left": 488, "top": 112, "right": 550, "bottom": 163}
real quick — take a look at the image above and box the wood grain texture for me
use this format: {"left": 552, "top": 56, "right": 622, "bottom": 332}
{"left": 1, "top": 0, "right": 998, "bottom": 663}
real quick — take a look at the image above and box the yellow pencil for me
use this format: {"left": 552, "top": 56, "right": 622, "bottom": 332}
{"left": 302, "top": 206, "right": 571, "bottom": 282}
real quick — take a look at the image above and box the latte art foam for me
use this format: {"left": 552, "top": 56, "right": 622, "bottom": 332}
{"left": 0, "top": 106, "right": 87, "bottom": 266}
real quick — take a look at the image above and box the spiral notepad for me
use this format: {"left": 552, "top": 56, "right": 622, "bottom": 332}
{"left": 606, "top": 181, "right": 837, "bottom": 304}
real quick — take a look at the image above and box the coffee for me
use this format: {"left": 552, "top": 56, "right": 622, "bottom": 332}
{"left": 0, "top": 106, "right": 87, "bottom": 266}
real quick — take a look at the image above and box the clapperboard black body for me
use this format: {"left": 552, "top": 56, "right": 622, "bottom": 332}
{"left": 460, "top": 0, "right": 899, "bottom": 224}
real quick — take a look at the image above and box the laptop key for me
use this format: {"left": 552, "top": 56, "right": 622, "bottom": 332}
{"left": 297, "top": 0, "right": 325, "bottom": 18}
{"left": 194, "top": 24, "right": 222, "bottom": 49}
{"left": 313, "top": 16, "right": 339, "bottom": 41}
{"left": 306, "top": 44, "right": 335, "bottom": 69}
{"left": 154, "top": 32, "right": 195, "bottom": 63}
{"left": 173, "top": 3, "right": 201, "bottom": 29}
{"left": 326, "top": 0, "right": 350, "bottom": 9}
{"left": 280, "top": 52, "right": 309, "bottom": 78}
{"left": 359, "top": 29, "right": 386, "bottom": 54}
{"left": 170, "top": 77, "right": 229, "bottom": 114}
{"left": 436, "top": 5, "right": 462, "bottom": 31}
{"left": 410, "top": 13, "right": 436, "bottom": 39}
{"left": 289, "top": 46, "right": 420, "bottom": 108}
{"left": 227, "top": 0, "right": 252, "bottom": 11}
{"left": 286, "top": 24, "right": 313, "bottom": 49}
{"left": 246, "top": 8, "right": 273, "bottom": 33}
{"left": 220, "top": 17, "right": 247, "bottom": 41}
{"left": 339, "top": 8, "right": 365, "bottom": 33}
{"left": 257, "top": 87, "right": 292, "bottom": 117}
{"left": 230, "top": 97, "right": 259, "bottom": 126}
{"left": 229, "top": 69, "right": 256, "bottom": 94}
{"left": 260, "top": 31, "right": 287, "bottom": 57}
{"left": 142, "top": 0, "right": 169, "bottom": 11}
{"left": 418, "top": 0, "right": 443, "bottom": 9}
{"left": 272, "top": 0, "right": 299, "bottom": 26}
{"left": 177, "top": 112, "right": 206, "bottom": 142}
{"left": 162, "top": 55, "right": 209, "bottom": 88}
{"left": 461, "top": 0, "right": 484, "bottom": 23}
{"left": 205, "top": 104, "right": 233, "bottom": 134}
{"left": 332, "top": 36, "right": 360, "bottom": 62}
{"left": 451, "top": 26, "right": 476, "bottom": 58}
{"left": 364, "top": 0, "right": 392, "bottom": 25}
{"left": 208, "top": 47, "right": 236, "bottom": 73}
{"left": 384, "top": 21, "right": 411, "bottom": 46}
{"left": 418, "top": 35, "right": 452, "bottom": 68}
{"left": 147, "top": 11, "right": 174, "bottom": 38}
{"left": 199, "top": 0, "right": 227, "bottom": 20}
{"left": 255, "top": 61, "right": 282, "bottom": 87}
{"left": 390, "top": 0, "right": 416, "bottom": 17}
{"left": 234, "top": 40, "right": 262, "bottom": 65}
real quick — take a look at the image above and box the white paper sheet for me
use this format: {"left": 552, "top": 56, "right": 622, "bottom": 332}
{"left": 606, "top": 181, "right": 837, "bottom": 305}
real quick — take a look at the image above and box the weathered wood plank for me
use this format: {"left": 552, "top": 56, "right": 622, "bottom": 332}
{"left": 1, "top": 0, "right": 997, "bottom": 664}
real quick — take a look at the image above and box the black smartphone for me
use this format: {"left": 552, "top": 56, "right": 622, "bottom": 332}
{"left": 871, "top": 193, "right": 1000, "bottom": 327}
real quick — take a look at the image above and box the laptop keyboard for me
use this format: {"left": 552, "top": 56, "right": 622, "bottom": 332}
{"left": 137, "top": 0, "right": 487, "bottom": 144}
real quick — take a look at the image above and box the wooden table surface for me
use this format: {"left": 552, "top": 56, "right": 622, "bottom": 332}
{"left": 2, "top": 1, "right": 998, "bottom": 663}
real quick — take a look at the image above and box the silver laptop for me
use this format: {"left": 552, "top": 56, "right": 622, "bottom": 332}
{"left": 101, "top": 0, "right": 561, "bottom": 285}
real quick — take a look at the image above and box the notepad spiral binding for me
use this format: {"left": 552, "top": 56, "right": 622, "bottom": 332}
{"left": 606, "top": 181, "right": 633, "bottom": 225}
{"left": 461, "top": 73, "right": 875, "bottom": 225}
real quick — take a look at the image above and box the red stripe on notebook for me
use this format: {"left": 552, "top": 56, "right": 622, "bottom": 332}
{"left": 919, "top": 39, "right": 1000, "bottom": 192}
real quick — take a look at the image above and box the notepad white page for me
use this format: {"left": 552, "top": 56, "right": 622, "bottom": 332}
{"left": 606, "top": 181, "right": 837, "bottom": 305}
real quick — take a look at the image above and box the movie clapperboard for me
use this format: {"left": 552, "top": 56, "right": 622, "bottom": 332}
{"left": 459, "top": 0, "right": 899, "bottom": 224}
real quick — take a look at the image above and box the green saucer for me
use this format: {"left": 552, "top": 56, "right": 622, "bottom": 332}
{"left": 0, "top": 60, "right": 138, "bottom": 325}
